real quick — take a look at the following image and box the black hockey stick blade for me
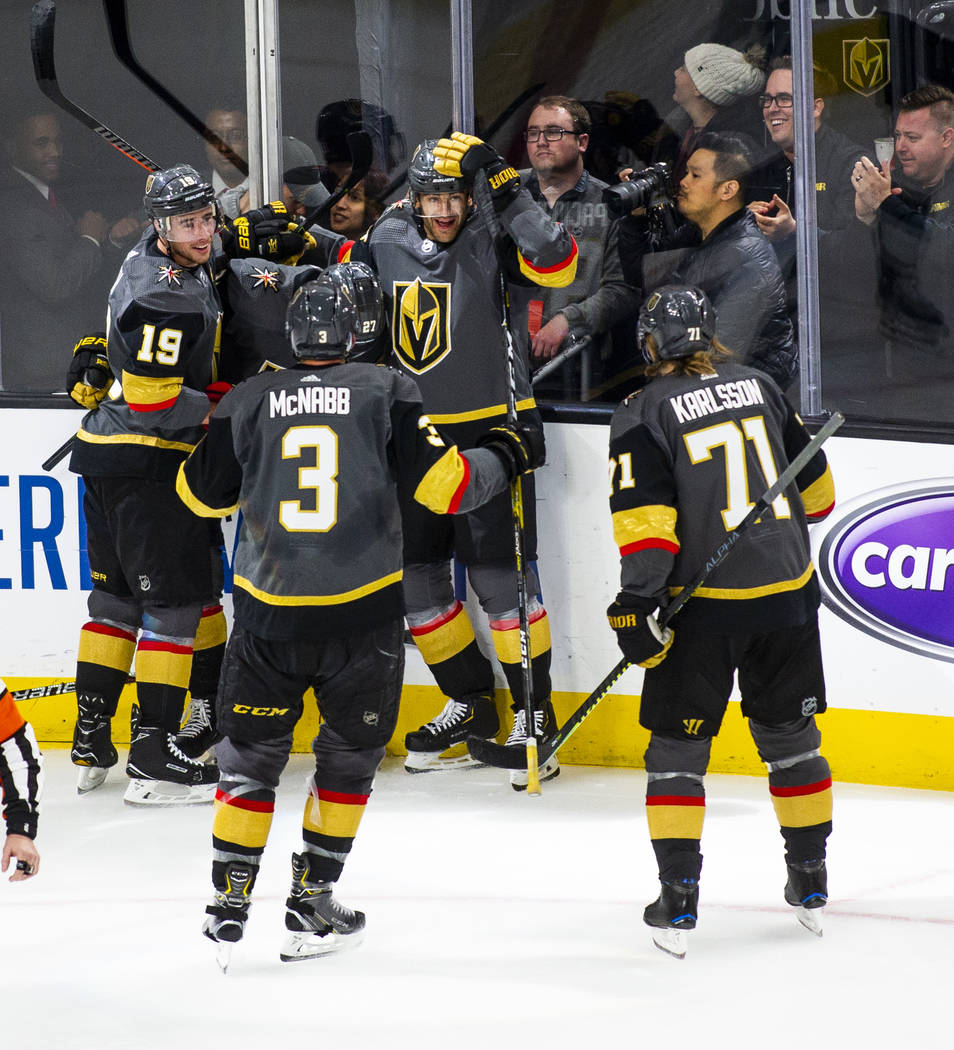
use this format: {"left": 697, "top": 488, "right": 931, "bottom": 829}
{"left": 31, "top": 0, "right": 159, "bottom": 172}
{"left": 467, "top": 410, "right": 845, "bottom": 771}
{"left": 102, "top": 0, "right": 248, "bottom": 176}
{"left": 301, "top": 131, "right": 375, "bottom": 231}
{"left": 42, "top": 433, "right": 76, "bottom": 472}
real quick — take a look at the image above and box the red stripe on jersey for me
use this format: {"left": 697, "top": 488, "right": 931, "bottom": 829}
{"left": 215, "top": 790, "right": 275, "bottom": 812}
{"left": 83, "top": 621, "right": 137, "bottom": 642}
{"left": 337, "top": 240, "right": 356, "bottom": 263}
{"left": 646, "top": 795, "right": 705, "bottom": 806}
{"left": 201, "top": 604, "right": 224, "bottom": 617}
{"left": 316, "top": 788, "right": 370, "bottom": 806}
{"left": 519, "top": 237, "right": 578, "bottom": 276}
{"left": 489, "top": 607, "right": 547, "bottom": 632}
{"left": 806, "top": 501, "right": 835, "bottom": 521}
{"left": 137, "top": 640, "right": 193, "bottom": 655}
{"left": 446, "top": 455, "right": 471, "bottom": 515}
{"left": 620, "top": 538, "right": 680, "bottom": 557}
{"left": 128, "top": 396, "right": 178, "bottom": 413}
{"left": 770, "top": 777, "right": 833, "bottom": 798}
{"left": 409, "top": 601, "right": 464, "bottom": 636}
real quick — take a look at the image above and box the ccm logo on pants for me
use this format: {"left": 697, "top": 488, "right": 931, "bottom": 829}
{"left": 232, "top": 705, "right": 291, "bottom": 717}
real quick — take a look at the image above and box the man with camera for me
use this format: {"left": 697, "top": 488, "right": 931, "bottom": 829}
{"left": 614, "top": 132, "right": 796, "bottom": 390}
{"left": 520, "top": 95, "right": 639, "bottom": 399}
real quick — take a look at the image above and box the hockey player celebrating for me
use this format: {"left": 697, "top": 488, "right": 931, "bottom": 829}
{"left": 67, "top": 164, "right": 227, "bottom": 805}
{"left": 353, "top": 134, "right": 578, "bottom": 787}
{"left": 0, "top": 679, "right": 42, "bottom": 880}
{"left": 606, "top": 285, "right": 836, "bottom": 958}
{"left": 175, "top": 266, "right": 544, "bottom": 968}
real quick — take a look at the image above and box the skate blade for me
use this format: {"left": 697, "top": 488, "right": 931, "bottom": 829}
{"left": 279, "top": 927, "right": 364, "bottom": 962}
{"left": 510, "top": 758, "right": 560, "bottom": 792}
{"left": 76, "top": 765, "right": 109, "bottom": 794}
{"left": 124, "top": 778, "right": 216, "bottom": 807}
{"left": 404, "top": 749, "right": 488, "bottom": 773}
{"left": 795, "top": 905, "right": 824, "bottom": 937}
{"left": 651, "top": 927, "right": 689, "bottom": 959}
{"left": 213, "top": 940, "right": 234, "bottom": 974}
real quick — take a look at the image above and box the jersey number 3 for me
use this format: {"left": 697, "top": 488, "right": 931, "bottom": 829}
{"left": 280, "top": 425, "right": 338, "bottom": 532}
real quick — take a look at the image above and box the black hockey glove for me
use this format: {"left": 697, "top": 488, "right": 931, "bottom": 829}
{"left": 221, "top": 201, "right": 316, "bottom": 264}
{"left": 606, "top": 592, "right": 674, "bottom": 669}
{"left": 66, "top": 333, "right": 112, "bottom": 409}
{"left": 476, "top": 422, "right": 546, "bottom": 481}
{"left": 434, "top": 133, "right": 521, "bottom": 208}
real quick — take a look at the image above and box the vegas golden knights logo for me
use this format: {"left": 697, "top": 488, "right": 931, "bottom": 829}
{"left": 393, "top": 278, "right": 452, "bottom": 375}
{"left": 842, "top": 38, "right": 890, "bottom": 97}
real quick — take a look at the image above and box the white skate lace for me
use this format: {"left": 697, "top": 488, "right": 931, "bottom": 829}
{"left": 505, "top": 709, "right": 545, "bottom": 747}
{"left": 179, "top": 697, "right": 212, "bottom": 739}
{"left": 423, "top": 699, "right": 470, "bottom": 737}
{"left": 165, "top": 732, "right": 206, "bottom": 767}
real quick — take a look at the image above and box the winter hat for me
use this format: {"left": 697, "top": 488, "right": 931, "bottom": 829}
{"left": 684, "top": 43, "right": 766, "bottom": 106}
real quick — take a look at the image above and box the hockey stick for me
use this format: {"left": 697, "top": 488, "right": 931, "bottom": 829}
{"left": 101, "top": 0, "right": 248, "bottom": 176}
{"left": 468, "top": 410, "right": 846, "bottom": 770}
{"left": 11, "top": 674, "right": 135, "bottom": 702}
{"left": 531, "top": 336, "right": 592, "bottom": 386}
{"left": 472, "top": 172, "right": 542, "bottom": 795}
{"left": 31, "top": 0, "right": 160, "bottom": 172}
{"left": 42, "top": 432, "right": 76, "bottom": 472}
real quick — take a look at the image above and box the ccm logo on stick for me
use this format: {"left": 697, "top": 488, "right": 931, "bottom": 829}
{"left": 812, "top": 481, "right": 954, "bottom": 662}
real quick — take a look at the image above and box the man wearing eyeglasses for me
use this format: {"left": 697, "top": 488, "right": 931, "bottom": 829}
{"left": 521, "top": 95, "right": 639, "bottom": 399}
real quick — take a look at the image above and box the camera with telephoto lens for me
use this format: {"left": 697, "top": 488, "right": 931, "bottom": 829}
{"left": 602, "top": 162, "right": 675, "bottom": 217}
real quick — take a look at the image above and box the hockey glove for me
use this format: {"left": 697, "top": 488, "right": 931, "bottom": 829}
{"left": 606, "top": 593, "right": 674, "bottom": 668}
{"left": 66, "top": 333, "right": 112, "bottom": 409}
{"left": 221, "top": 201, "right": 317, "bottom": 264}
{"left": 476, "top": 422, "right": 546, "bottom": 481}
{"left": 205, "top": 381, "right": 233, "bottom": 406}
{"left": 434, "top": 133, "right": 521, "bottom": 207}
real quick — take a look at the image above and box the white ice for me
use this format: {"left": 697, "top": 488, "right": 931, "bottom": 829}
{"left": 2, "top": 752, "right": 951, "bottom": 1049}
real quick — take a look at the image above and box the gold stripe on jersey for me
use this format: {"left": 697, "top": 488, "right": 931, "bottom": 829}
{"left": 669, "top": 562, "right": 815, "bottom": 601}
{"left": 213, "top": 795, "right": 274, "bottom": 851}
{"left": 425, "top": 396, "right": 537, "bottom": 425}
{"left": 490, "top": 609, "right": 551, "bottom": 664}
{"left": 195, "top": 606, "right": 227, "bottom": 649}
{"left": 78, "top": 623, "right": 137, "bottom": 673}
{"left": 517, "top": 240, "right": 578, "bottom": 288}
{"left": 612, "top": 505, "right": 679, "bottom": 554}
{"left": 76, "top": 428, "right": 197, "bottom": 454}
{"left": 233, "top": 570, "right": 402, "bottom": 606}
{"left": 409, "top": 604, "right": 476, "bottom": 664}
{"left": 303, "top": 790, "right": 368, "bottom": 839}
{"left": 121, "top": 370, "right": 183, "bottom": 410}
{"left": 414, "top": 447, "right": 468, "bottom": 514}
{"left": 175, "top": 462, "right": 240, "bottom": 518}
{"left": 136, "top": 640, "right": 193, "bottom": 690}
{"left": 800, "top": 467, "right": 835, "bottom": 519}
{"left": 770, "top": 780, "right": 833, "bottom": 828}
{"left": 645, "top": 798, "right": 706, "bottom": 839}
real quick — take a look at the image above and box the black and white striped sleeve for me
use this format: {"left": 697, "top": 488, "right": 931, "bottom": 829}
{"left": 0, "top": 689, "right": 43, "bottom": 840}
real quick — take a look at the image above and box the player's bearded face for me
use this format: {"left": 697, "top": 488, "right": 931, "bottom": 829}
{"left": 157, "top": 206, "right": 217, "bottom": 266}
{"left": 418, "top": 191, "right": 469, "bottom": 243}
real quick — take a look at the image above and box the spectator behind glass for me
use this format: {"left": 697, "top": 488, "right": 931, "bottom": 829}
{"left": 657, "top": 43, "right": 767, "bottom": 185}
{"left": 328, "top": 168, "right": 389, "bottom": 238}
{"left": 0, "top": 109, "right": 140, "bottom": 392}
{"left": 205, "top": 106, "right": 249, "bottom": 218}
{"left": 315, "top": 98, "right": 406, "bottom": 183}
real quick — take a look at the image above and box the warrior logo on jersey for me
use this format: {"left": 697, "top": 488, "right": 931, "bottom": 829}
{"left": 392, "top": 278, "right": 451, "bottom": 375}
{"left": 156, "top": 264, "right": 183, "bottom": 287}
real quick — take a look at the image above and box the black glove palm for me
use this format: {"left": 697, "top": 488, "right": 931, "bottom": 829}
{"left": 66, "top": 333, "right": 112, "bottom": 409}
{"left": 606, "top": 593, "right": 674, "bottom": 668}
{"left": 476, "top": 422, "right": 545, "bottom": 481}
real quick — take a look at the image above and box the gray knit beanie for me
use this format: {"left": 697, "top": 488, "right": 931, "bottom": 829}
{"left": 684, "top": 43, "right": 766, "bottom": 106}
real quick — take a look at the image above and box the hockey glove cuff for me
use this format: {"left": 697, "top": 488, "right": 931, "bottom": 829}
{"left": 607, "top": 593, "right": 674, "bottom": 668}
{"left": 434, "top": 133, "right": 521, "bottom": 207}
{"left": 66, "top": 333, "right": 112, "bottom": 409}
{"left": 476, "top": 422, "right": 546, "bottom": 481}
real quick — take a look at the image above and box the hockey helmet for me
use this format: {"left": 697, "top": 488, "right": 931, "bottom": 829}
{"left": 408, "top": 139, "right": 469, "bottom": 196}
{"left": 315, "top": 98, "right": 404, "bottom": 171}
{"left": 316, "top": 262, "right": 383, "bottom": 348}
{"left": 286, "top": 277, "right": 358, "bottom": 362}
{"left": 143, "top": 164, "right": 216, "bottom": 221}
{"left": 638, "top": 284, "right": 716, "bottom": 362}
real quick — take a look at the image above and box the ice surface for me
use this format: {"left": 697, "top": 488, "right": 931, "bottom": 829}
{"left": 2, "top": 752, "right": 951, "bottom": 1049}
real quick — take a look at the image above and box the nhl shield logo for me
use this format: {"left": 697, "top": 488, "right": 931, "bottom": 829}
{"left": 843, "top": 38, "right": 890, "bottom": 97}
{"left": 393, "top": 278, "right": 452, "bottom": 375}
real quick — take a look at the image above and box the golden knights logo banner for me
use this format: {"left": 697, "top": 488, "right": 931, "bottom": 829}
{"left": 392, "top": 278, "right": 452, "bottom": 374}
{"left": 842, "top": 37, "right": 890, "bottom": 97}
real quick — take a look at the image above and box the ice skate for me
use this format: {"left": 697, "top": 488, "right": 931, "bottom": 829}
{"left": 784, "top": 859, "right": 827, "bottom": 937}
{"left": 404, "top": 693, "right": 498, "bottom": 772}
{"left": 506, "top": 700, "right": 560, "bottom": 791}
{"left": 124, "top": 726, "right": 218, "bottom": 806}
{"left": 202, "top": 862, "right": 254, "bottom": 974}
{"left": 280, "top": 852, "right": 365, "bottom": 961}
{"left": 644, "top": 878, "right": 698, "bottom": 959}
{"left": 71, "top": 693, "right": 117, "bottom": 794}
{"left": 175, "top": 695, "right": 219, "bottom": 760}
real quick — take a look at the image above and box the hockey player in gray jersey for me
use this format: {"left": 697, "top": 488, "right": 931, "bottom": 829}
{"left": 67, "top": 164, "right": 226, "bottom": 805}
{"left": 176, "top": 265, "right": 543, "bottom": 968}
{"left": 352, "top": 134, "right": 578, "bottom": 787}
{"left": 605, "top": 285, "right": 836, "bottom": 957}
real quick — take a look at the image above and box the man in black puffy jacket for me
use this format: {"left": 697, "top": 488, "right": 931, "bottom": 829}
{"left": 620, "top": 131, "right": 796, "bottom": 390}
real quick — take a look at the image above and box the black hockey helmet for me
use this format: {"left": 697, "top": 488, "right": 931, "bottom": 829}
{"left": 316, "top": 262, "right": 383, "bottom": 349}
{"left": 408, "top": 139, "right": 469, "bottom": 196}
{"left": 315, "top": 98, "right": 405, "bottom": 171}
{"left": 286, "top": 277, "right": 358, "bottom": 362}
{"left": 638, "top": 284, "right": 716, "bottom": 362}
{"left": 143, "top": 164, "right": 216, "bottom": 221}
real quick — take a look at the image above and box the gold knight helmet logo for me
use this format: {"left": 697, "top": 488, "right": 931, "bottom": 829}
{"left": 843, "top": 37, "right": 890, "bottom": 97}
{"left": 393, "top": 278, "right": 452, "bottom": 374}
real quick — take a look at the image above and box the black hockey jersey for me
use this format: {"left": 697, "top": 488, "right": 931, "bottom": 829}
{"left": 176, "top": 362, "right": 510, "bottom": 640}
{"left": 608, "top": 362, "right": 835, "bottom": 632}
{"left": 70, "top": 227, "right": 221, "bottom": 481}
{"left": 359, "top": 197, "right": 577, "bottom": 427}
